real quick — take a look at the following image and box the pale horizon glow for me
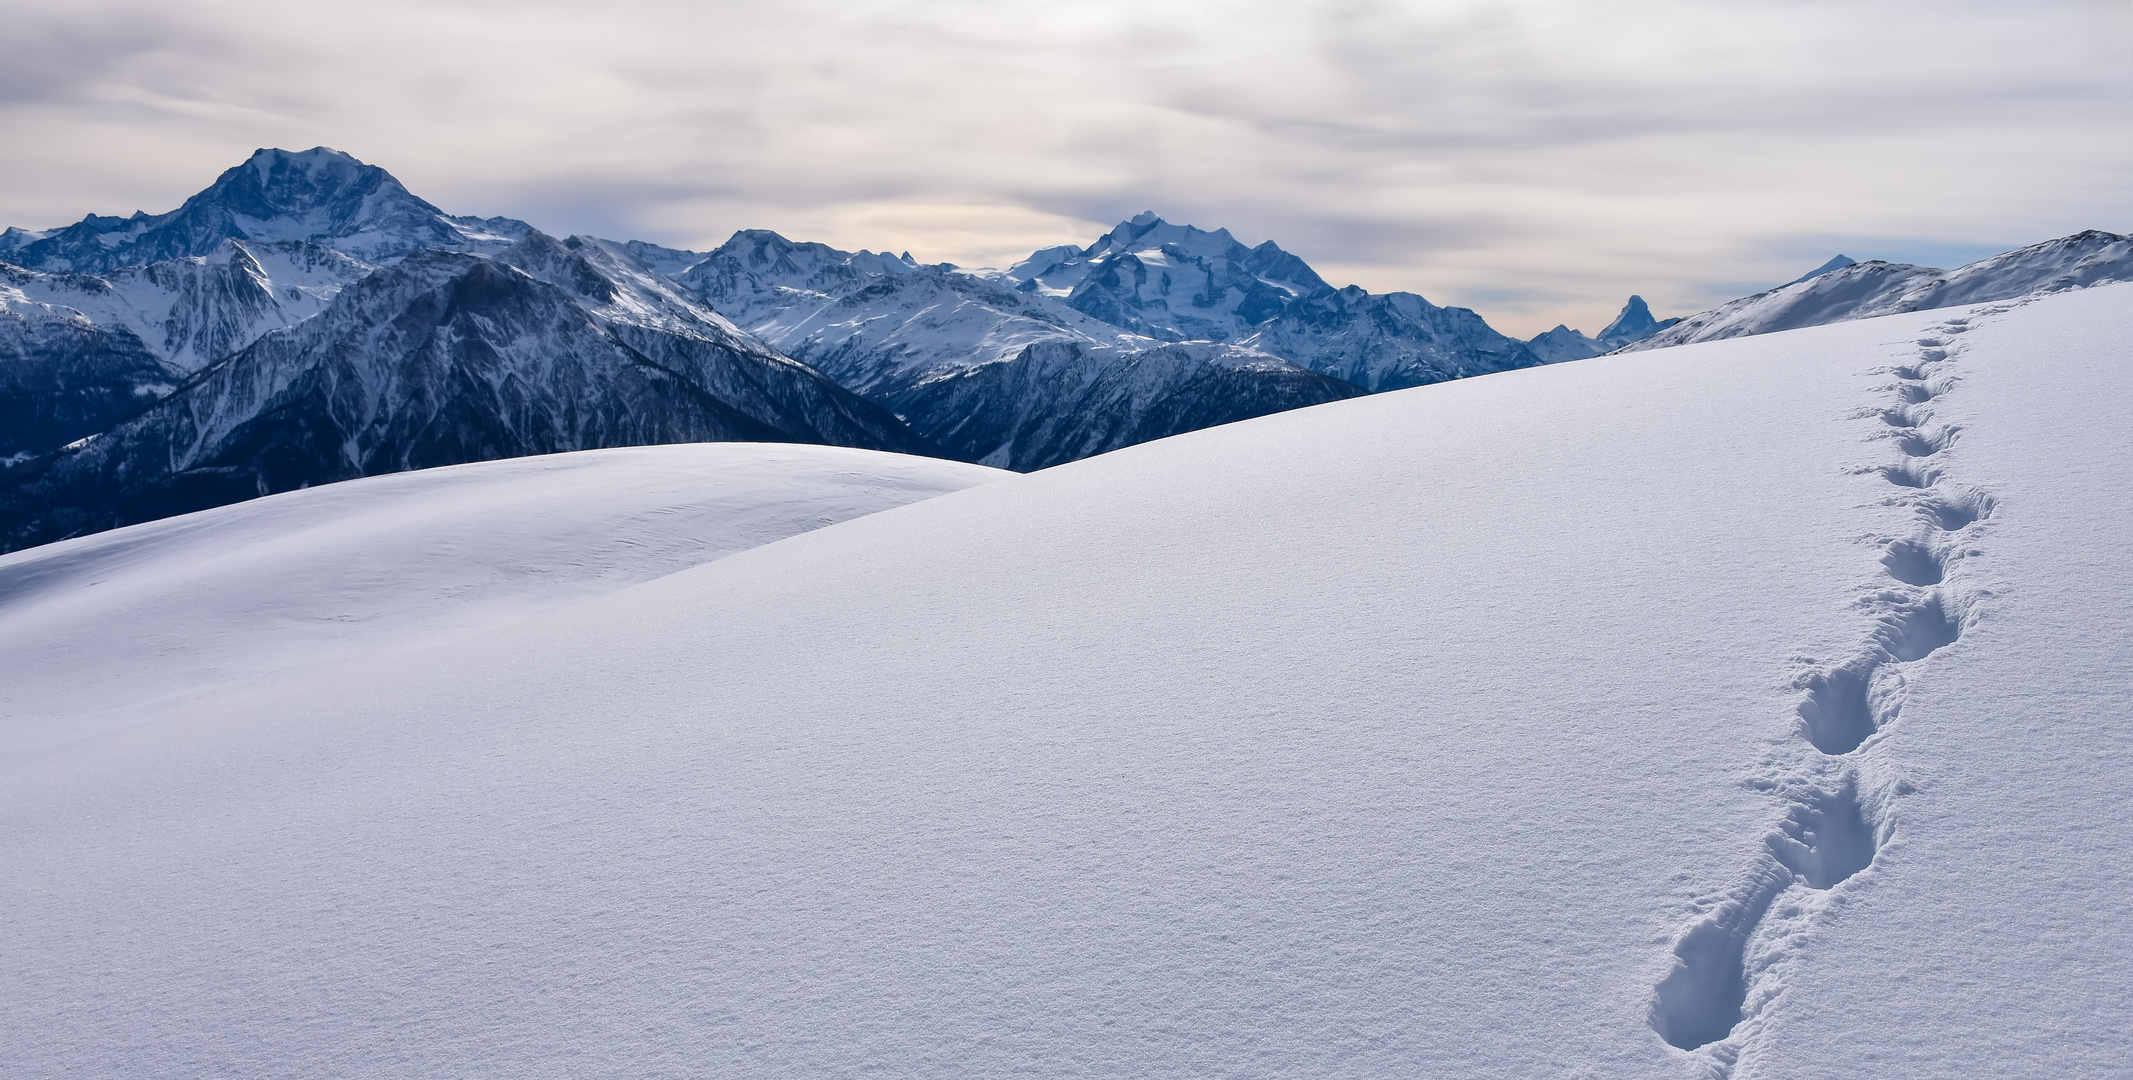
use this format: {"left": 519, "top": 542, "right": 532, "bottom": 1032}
{"left": 1, "top": 0, "right": 2129, "bottom": 337}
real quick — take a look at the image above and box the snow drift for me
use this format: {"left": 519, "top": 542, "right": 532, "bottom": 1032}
{"left": 3, "top": 284, "right": 2130, "bottom": 1078}
{"left": 0, "top": 442, "right": 1004, "bottom": 728}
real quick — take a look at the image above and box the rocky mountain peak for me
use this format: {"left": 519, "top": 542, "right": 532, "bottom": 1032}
{"left": 1597, "top": 295, "right": 1680, "bottom": 347}
{"left": 204, "top": 146, "right": 421, "bottom": 225}
{"left": 0, "top": 147, "right": 529, "bottom": 275}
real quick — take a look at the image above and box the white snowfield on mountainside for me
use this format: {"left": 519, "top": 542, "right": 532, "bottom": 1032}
{"left": 4, "top": 282, "right": 2130, "bottom": 1078}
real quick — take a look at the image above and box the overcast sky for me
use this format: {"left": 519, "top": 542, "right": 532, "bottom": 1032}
{"left": 3, "top": 0, "right": 2130, "bottom": 336}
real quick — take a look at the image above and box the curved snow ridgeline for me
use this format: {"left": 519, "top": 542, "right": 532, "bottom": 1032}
{"left": 4, "top": 286, "right": 2130, "bottom": 1077}
{"left": 0, "top": 443, "right": 1007, "bottom": 726}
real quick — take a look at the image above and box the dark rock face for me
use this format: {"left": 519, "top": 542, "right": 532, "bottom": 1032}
{"left": 1, "top": 240, "right": 377, "bottom": 462}
{"left": 895, "top": 342, "right": 1367, "bottom": 471}
{"left": 0, "top": 151, "right": 938, "bottom": 552}
{"left": 1595, "top": 295, "right": 1679, "bottom": 349}
{"left": 0, "top": 314, "right": 176, "bottom": 461}
{"left": 0, "top": 238, "right": 932, "bottom": 553}
{"left": 1240, "top": 285, "right": 1544, "bottom": 391}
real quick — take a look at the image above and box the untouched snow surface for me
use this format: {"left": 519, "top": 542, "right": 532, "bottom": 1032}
{"left": 4, "top": 286, "right": 2131, "bottom": 1077}
{"left": 0, "top": 443, "right": 1005, "bottom": 726}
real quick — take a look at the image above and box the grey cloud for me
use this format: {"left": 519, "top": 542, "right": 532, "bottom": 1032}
{"left": 0, "top": 7, "right": 195, "bottom": 104}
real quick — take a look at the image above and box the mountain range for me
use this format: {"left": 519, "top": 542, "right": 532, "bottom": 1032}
{"left": 0, "top": 147, "right": 1583, "bottom": 544}
{"left": 7, "top": 145, "right": 2129, "bottom": 551}
{"left": 0, "top": 230, "right": 927, "bottom": 551}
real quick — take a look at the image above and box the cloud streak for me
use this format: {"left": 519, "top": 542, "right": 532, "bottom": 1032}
{"left": 1, "top": 0, "right": 2129, "bottom": 335}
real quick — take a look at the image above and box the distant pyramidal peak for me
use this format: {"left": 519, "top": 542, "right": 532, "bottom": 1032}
{"left": 1598, "top": 295, "right": 1679, "bottom": 346}
{"left": 1522, "top": 294, "right": 1683, "bottom": 364}
{"left": 1785, "top": 255, "right": 1858, "bottom": 288}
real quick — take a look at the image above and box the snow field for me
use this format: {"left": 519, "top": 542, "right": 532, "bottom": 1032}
{"left": 0, "top": 443, "right": 1007, "bottom": 736}
{"left": 1717, "top": 286, "right": 2133, "bottom": 1077}
{"left": 1649, "top": 306, "right": 2010, "bottom": 1066}
{"left": 3, "top": 285, "right": 2131, "bottom": 1077}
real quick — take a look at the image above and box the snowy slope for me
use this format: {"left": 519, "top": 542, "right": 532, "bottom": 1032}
{"left": 3, "top": 281, "right": 2129, "bottom": 1079}
{"left": 1631, "top": 230, "right": 2133, "bottom": 350}
{"left": 0, "top": 442, "right": 1004, "bottom": 728}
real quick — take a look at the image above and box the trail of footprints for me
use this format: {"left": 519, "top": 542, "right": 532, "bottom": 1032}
{"left": 1649, "top": 314, "right": 1999, "bottom": 1066}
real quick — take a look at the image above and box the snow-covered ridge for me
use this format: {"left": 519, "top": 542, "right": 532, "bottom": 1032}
{"left": 1628, "top": 230, "right": 2133, "bottom": 350}
{"left": 0, "top": 442, "right": 1005, "bottom": 724}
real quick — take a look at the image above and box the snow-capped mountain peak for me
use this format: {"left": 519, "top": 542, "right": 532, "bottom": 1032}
{"left": 1521, "top": 295, "right": 1683, "bottom": 363}
{"left": 1085, "top": 211, "right": 1244, "bottom": 262}
{"left": 1785, "top": 254, "right": 1858, "bottom": 287}
{"left": 1596, "top": 294, "right": 1680, "bottom": 348}
{"left": 1005, "top": 213, "right": 1327, "bottom": 303}
{"left": 999, "top": 214, "right": 1337, "bottom": 344}
{"left": 0, "top": 147, "right": 532, "bottom": 274}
